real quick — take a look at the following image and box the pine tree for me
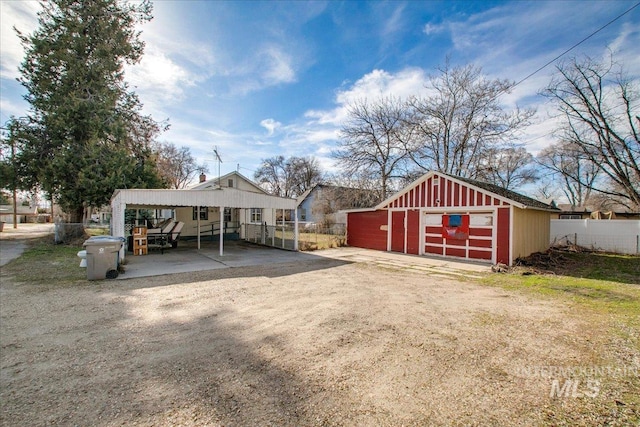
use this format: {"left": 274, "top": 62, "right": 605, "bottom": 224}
{"left": 16, "top": 0, "right": 165, "bottom": 222}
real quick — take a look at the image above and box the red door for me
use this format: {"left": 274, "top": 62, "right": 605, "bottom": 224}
{"left": 391, "top": 211, "right": 405, "bottom": 252}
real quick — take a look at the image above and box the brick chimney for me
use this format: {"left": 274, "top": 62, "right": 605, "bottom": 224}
{"left": 199, "top": 173, "right": 206, "bottom": 183}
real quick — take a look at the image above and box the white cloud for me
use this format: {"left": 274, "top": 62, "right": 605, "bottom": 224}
{"left": 0, "top": 1, "right": 40, "bottom": 79}
{"left": 304, "top": 68, "right": 429, "bottom": 127}
{"left": 260, "top": 118, "right": 282, "bottom": 136}
{"left": 260, "top": 46, "right": 296, "bottom": 85}
{"left": 423, "top": 22, "right": 446, "bottom": 36}
{"left": 382, "top": 4, "right": 405, "bottom": 37}
{"left": 126, "top": 45, "right": 196, "bottom": 96}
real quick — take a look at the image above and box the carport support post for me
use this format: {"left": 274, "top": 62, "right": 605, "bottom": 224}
{"left": 219, "top": 206, "right": 224, "bottom": 256}
{"left": 197, "top": 206, "right": 201, "bottom": 250}
{"left": 294, "top": 208, "right": 298, "bottom": 250}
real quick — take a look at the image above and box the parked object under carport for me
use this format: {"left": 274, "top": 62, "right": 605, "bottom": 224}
{"left": 83, "top": 236, "right": 124, "bottom": 280}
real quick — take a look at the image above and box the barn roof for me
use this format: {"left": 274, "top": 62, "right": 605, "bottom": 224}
{"left": 449, "top": 174, "right": 558, "bottom": 211}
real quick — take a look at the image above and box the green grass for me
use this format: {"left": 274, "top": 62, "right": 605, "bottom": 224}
{"left": 548, "top": 251, "right": 640, "bottom": 283}
{"left": 483, "top": 273, "right": 640, "bottom": 322}
{"left": 1, "top": 239, "right": 87, "bottom": 286}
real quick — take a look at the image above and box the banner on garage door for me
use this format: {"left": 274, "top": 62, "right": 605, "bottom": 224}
{"left": 442, "top": 214, "right": 470, "bottom": 240}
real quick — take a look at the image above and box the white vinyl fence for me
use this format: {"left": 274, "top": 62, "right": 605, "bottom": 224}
{"left": 550, "top": 219, "right": 640, "bottom": 255}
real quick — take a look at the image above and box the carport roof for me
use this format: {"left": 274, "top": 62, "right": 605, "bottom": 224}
{"left": 111, "top": 187, "right": 297, "bottom": 209}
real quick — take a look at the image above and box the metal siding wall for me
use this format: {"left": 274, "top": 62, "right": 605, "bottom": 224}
{"left": 513, "top": 208, "right": 552, "bottom": 259}
{"left": 347, "top": 211, "right": 388, "bottom": 250}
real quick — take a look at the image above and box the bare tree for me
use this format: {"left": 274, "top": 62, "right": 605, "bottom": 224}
{"left": 334, "top": 96, "right": 412, "bottom": 199}
{"left": 154, "top": 141, "right": 207, "bottom": 189}
{"left": 254, "top": 155, "right": 323, "bottom": 198}
{"left": 407, "top": 63, "right": 535, "bottom": 178}
{"left": 476, "top": 146, "right": 537, "bottom": 190}
{"left": 329, "top": 170, "right": 385, "bottom": 206}
{"left": 543, "top": 55, "right": 640, "bottom": 209}
{"left": 537, "top": 141, "right": 599, "bottom": 207}
{"left": 288, "top": 156, "right": 324, "bottom": 196}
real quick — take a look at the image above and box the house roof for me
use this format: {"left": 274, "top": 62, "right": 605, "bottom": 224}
{"left": 296, "top": 184, "right": 350, "bottom": 204}
{"left": 374, "top": 171, "right": 559, "bottom": 212}
{"left": 189, "top": 171, "right": 266, "bottom": 194}
{"left": 0, "top": 205, "right": 38, "bottom": 215}
{"left": 296, "top": 184, "right": 381, "bottom": 208}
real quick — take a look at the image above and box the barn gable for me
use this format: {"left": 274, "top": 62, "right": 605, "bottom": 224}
{"left": 376, "top": 172, "right": 553, "bottom": 211}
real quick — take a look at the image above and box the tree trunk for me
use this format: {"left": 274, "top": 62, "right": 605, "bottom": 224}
{"left": 68, "top": 206, "right": 84, "bottom": 224}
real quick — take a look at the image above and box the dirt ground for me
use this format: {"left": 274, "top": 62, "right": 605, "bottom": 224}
{"left": 0, "top": 251, "right": 631, "bottom": 426}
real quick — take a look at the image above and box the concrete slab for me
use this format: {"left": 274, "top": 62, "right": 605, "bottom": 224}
{"left": 118, "top": 242, "right": 491, "bottom": 280}
{"left": 312, "top": 247, "right": 491, "bottom": 274}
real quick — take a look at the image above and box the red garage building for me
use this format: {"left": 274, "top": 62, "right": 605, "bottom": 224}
{"left": 346, "top": 172, "right": 559, "bottom": 266}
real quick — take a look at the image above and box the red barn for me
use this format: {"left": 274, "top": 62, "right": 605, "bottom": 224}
{"left": 346, "top": 172, "right": 559, "bottom": 266}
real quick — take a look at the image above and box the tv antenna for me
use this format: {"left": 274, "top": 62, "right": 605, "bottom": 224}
{"left": 213, "top": 146, "right": 223, "bottom": 187}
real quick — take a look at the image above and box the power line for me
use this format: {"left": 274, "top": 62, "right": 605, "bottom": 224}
{"left": 511, "top": 1, "right": 640, "bottom": 90}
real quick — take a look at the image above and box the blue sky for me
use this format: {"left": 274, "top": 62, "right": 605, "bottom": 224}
{"left": 1, "top": 0, "right": 639, "bottom": 183}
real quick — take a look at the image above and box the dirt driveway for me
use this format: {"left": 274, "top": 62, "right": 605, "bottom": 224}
{"left": 0, "top": 254, "right": 617, "bottom": 426}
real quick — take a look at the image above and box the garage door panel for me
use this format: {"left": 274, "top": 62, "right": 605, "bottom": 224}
{"left": 423, "top": 210, "right": 495, "bottom": 263}
{"left": 445, "top": 247, "right": 466, "bottom": 257}
{"left": 469, "top": 249, "right": 492, "bottom": 260}
{"left": 425, "top": 235, "right": 443, "bottom": 244}
{"left": 469, "top": 227, "right": 492, "bottom": 237}
{"left": 445, "top": 238, "right": 468, "bottom": 247}
{"left": 425, "top": 245, "right": 443, "bottom": 255}
{"left": 469, "top": 239, "right": 492, "bottom": 248}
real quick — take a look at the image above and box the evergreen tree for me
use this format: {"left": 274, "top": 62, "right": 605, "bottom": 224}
{"left": 16, "top": 0, "right": 165, "bottom": 222}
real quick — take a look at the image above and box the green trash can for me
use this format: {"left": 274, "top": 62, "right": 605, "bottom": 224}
{"left": 83, "top": 236, "right": 123, "bottom": 280}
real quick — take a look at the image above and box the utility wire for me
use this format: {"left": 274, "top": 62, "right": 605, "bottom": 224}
{"left": 511, "top": 1, "right": 640, "bottom": 90}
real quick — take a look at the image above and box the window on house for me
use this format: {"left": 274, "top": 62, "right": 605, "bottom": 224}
{"left": 228, "top": 179, "right": 234, "bottom": 188}
{"left": 224, "top": 207, "right": 232, "bottom": 223}
{"left": 192, "top": 207, "right": 208, "bottom": 221}
{"left": 250, "top": 208, "right": 262, "bottom": 223}
{"left": 299, "top": 208, "right": 306, "bottom": 221}
{"left": 559, "top": 214, "right": 582, "bottom": 219}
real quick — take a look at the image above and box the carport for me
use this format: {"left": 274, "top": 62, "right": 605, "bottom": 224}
{"left": 111, "top": 187, "right": 298, "bottom": 261}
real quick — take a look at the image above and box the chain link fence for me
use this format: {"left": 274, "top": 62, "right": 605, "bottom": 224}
{"left": 244, "top": 223, "right": 347, "bottom": 251}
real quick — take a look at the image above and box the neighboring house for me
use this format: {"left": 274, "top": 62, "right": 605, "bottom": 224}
{"left": 555, "top": 204, "right": 640, "bottom": 220}
{"left": 345, "top": 171, "right": 559, "bottom": 266}
{"left": 0, "top": 204, "right": 40, "bottom": 224}
{"left": 296, "top": 184, "right": 381, "bottom": 227}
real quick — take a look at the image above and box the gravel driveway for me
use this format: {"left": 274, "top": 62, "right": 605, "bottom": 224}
{"left": 0, "top": 254, "right": 611, "bottom": 425}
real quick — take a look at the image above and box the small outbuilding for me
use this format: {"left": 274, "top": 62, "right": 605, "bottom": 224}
{"left": 346, "top": 171, "right": 559, "bottom": 266}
